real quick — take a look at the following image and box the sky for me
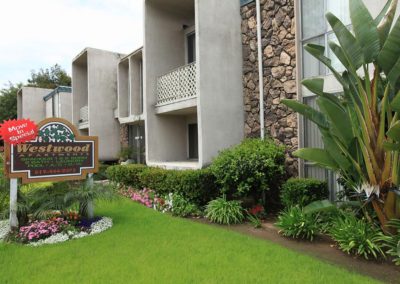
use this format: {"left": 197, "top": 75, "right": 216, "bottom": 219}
{"left": 0, "top": 0, "right": 144, "bottom": 88}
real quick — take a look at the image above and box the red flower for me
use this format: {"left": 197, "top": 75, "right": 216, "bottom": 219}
{"left": 249, "top": 205, "right": 264, "bottom": 216}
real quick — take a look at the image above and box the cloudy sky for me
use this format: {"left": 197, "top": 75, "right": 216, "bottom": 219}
{"left": 0, "top": 0, "right": 143, "bottom": 88}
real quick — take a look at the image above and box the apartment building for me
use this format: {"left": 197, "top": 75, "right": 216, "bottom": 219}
{"left": 143, "top": 0, "right": 244, "bottom": 169}
{"left": 43, "top": 86, "right": 72, "bottom": 121}
{"left": 118, "top": 47, "right": 145, "bottom": 164}
{"left": 72, "top": 47, "right": 124, "bottom": 161}
{"left": 17, "top": 87, "right": 52, "bottom": 122}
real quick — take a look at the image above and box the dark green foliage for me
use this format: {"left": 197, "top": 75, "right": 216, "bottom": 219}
{"left": 329, "top": 213, "right": 387, "bottom": 259}
{"left": 27, "top": 64, "right": 71, "bottom": 89}
{"left": 1, "top": 181, "right": 115, "bottom": 224}
{"left": 276, "top": 206, "right": 320, "bottom": 241}
{"left": 139, "top": 168, "right": 218, "bottom": 206}
{"left": 0, "top": 83, "right": 21, "bottom": 123}
{"left": 281, "top": 178, "right": 329, "bottom": 209}
{"left": 94, "top": 163, "right": 112, "bottom": 181}
{"left": 382, "top": 219, "right": 400, "bottom": 265}
{"left": 106, "top": 164, "right": 147, "bottom": 188}
{"left": 167, "top": 193, "right": 201, "bottom": 218}
{"left": 210, "top": 139, "right": 285, "bottom": 201}
{"left": 205, "top": 196, "right": 244, "bottom": 225}
{"left": 107, "top": 165, "right": 218, "bottom": 206}
{"left": 138, "top": 167, "right": 169, "bottom": 192}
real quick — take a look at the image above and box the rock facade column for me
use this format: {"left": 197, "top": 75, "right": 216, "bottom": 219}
{"left": 120, "top": 124, "right": 129, "bottom": 149}
{"left": 241, "top": 0, "right": 298, "bottom": 176}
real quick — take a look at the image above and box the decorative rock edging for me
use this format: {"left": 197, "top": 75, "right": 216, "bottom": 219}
{"left": 0, "top": 217, "right": 113, "bottom": 246}
{"left": 241, "top": 0, "right": 298, "bottom": 176}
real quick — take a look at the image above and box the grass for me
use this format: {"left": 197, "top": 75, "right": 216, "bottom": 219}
{"left": 0, "top": 198, "right": 380, "bottom": 284}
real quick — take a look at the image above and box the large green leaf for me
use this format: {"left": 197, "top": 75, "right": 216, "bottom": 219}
{"left": 387, "top": 120, "right": 400, "bottom": 141}
{"left": 378, "top": 17, "right": 400, "bottom": 86}
{"left": 302, "top": 77, "right": 343, "bottom": 108}
{"left": 375, "top": 0, "right": 398, "bottom": 46}
{"left": 322, "top": 134, "right": 354, "bottom": 174}
{"left": 387, "top": 57, "right": 400, "bottom": 89}
{"left": 390, "top": 90, "right": 400, "bottom": 112}
{"left": 328, "top": 41, "right": 350, "bottom": 70}
{"left": 304, "top": 200, "right": 336, "bottom": 215}
{"left": 293, "top": 148, "right": 338, "bottom": 170}
{"left": 302, "top": 78, "right": 324, "bottom": 96}
{"left": 350, "top": 0, "right": 380, "bottom": 62}
{"left": 281, "top": 99, "right": 328, "bottom": 129}
{"left": 304, "top": 44, "right": 349, "bottom": 90}
{"left": 317, "top": 97, "right": 354, "bottom": 146}
{"left": 326, "top": 12, "right": 364, "bottom": 70}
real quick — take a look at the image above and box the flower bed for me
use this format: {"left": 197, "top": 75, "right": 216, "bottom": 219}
{"left": 28, "top": 217, "right": 113, "bottom": 247}
{"left": 119, "top": 187, "right": 200, "bottom": 217}
{"left": 2, "top": 215, "right": 113, "bottom": 247}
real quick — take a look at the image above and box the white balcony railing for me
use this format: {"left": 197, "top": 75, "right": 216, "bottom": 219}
{"left": 80, "top": 105, "right": 89, "bottom": 122}
{"left": 156, "top": 62, "right": 197, "bottom": 106}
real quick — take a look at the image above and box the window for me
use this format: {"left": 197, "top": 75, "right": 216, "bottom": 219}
{"left": 301, "top": 0, "right": 350, "bottom": 78}
{"left": 187, "top": 32, "right": 196, "bottom": 64}
{"left": 128, "top": 124, "right": 145, "bottom": 164}
{"left": 188, "top": 123, "right": 198, "bottom": 160}
{"left": 300, "top": 0, "right": 350, "bottom": 198}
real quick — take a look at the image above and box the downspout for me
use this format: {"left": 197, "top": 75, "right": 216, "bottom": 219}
{"left": 256, "top": 0, "right": 265, "bottom": 139}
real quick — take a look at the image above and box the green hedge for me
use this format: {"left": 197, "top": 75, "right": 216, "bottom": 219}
{"left": 106, "top": 164, "right": 218, "bottom": 206}
{"left": 106, "top": 164, "right": 147, "bottom": 188}
{"left": 209, "top": 139, "right": 286, "bottom": 199}
{"left": 280, "top": 178, "right": 329, "bottom": 209}
{"left": 139, "top": 168, "right": 218, "bottom": 206}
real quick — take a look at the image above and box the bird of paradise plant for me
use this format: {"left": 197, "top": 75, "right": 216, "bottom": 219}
{"left": 282, "top": 0, "right": 400, "bottom": 230}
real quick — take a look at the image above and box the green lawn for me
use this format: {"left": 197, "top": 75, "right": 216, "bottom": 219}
{"left": 0, "top": 199, "right": 379, "bottom": 284}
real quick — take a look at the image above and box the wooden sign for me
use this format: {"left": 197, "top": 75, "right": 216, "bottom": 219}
{"left": 4, "top": 118, "right": 98, "bottom": 184}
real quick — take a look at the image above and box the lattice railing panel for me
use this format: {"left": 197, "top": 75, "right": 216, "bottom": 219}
{"left": 156, "top": 63, "right": 197, "bottom": 106}
{"left": 80, "top": 105, "right": 89, "bottom": 122}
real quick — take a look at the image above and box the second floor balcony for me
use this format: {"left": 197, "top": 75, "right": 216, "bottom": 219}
{"left": 156, "top": 63, "right": 197, "bottom": 109}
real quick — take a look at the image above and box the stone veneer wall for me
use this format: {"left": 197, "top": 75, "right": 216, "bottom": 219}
{"left": 241, "top": 0, "right": 298, "bottom": 176}
{"left": 120, "top": 125, "right": 129, "bottom": 149}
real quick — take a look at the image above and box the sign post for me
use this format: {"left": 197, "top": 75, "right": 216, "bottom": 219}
{"left": 9, "top": 179, "right": 18, "bottom": 230}
{"left": 2, "top": 118, "right": 98, "bottom": 231}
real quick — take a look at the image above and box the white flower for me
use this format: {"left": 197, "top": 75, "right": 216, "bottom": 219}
{"left": 356, "top": 183, "right": 380, "bottom": 197}
{"left": 0, "top": 220, "right": 10, "bottom": 242}
{"left": 90, "top": 217, "right": 113, "bottom": 235}
{"left": 72, "top": 231, "right": 89, "bottom": 239}
{"left": 28, "top": 233, "right": 69, "bottom": 247}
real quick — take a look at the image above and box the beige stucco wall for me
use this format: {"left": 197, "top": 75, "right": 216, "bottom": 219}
{"left": 17, "top": 87, "right": 52, "bottom": 123}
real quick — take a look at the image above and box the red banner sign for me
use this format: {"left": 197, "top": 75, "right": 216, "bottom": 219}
{"left": 0, "top": 119, "right": 38, "bottom": 145}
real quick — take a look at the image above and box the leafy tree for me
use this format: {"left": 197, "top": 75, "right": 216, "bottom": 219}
{"left": 0, "top": 82, "right": 21, "bottom": 123}
{"left": 27, "top": 64, "right": 71, "bottom": 89}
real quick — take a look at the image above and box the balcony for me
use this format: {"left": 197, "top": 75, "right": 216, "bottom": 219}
{"left": 156, "top": 63, "right": 197, "bottom": 113}
{"left": 79, "top": 105, "right": 89, "bottom": 129}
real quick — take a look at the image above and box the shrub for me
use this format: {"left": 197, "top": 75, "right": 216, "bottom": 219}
{"left": 382, "top": 219, "right": 400, "bottom": 265}
{"left": 329, "top": 213, "right": 387, "bottom": 260}
{"left": 205, "top": 196, "right": 244, "bottom": 225}
{"left": 139, "top": 168, "right": 218, "bottom": 206}
{"left": 165, "top": 193, "right": 201, "bottom": 218}
{"left": 276, "top": 206, "right": 320, "bottom": 241}
{"left": 210, "top": 139, "right": 285, "bottom": 200}
{"left": 106, "top": 164, "right": 147, "bottom": 188}
{"left": 94, "top": 163, "right": 112, "bottom": 181}
{"left": 280, "top": 178, "right": 329, "bottom": 209}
